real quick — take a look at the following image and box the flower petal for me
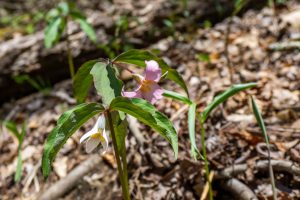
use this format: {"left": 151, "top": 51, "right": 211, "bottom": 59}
{"left": 122, "top": 88, "right": 142, "bottom": 98}
{"left": 100, "top": 129, "right": 110, "bottom": 153}
{"left": 85, "top": 137, "right": 101, "bottom": 153}
{"left": 145, "top": 60, "right": 161, "bottom": 82}
{"left": 96, "top": 114, "right": 106, "bottom": 129}
{"left": 142, "top": 82, "right": 163, "bottom": 104}
{"left": 80, "top": 123, "right": 98, "bottom": 143}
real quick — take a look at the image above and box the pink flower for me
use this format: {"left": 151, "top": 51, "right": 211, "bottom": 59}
{"left": 122, "top": 60, "right": 164, "bottom": 104}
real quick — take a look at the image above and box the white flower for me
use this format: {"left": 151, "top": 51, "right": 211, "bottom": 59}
{"left": 80, "top": 115, "right": 109, "bottom": 153}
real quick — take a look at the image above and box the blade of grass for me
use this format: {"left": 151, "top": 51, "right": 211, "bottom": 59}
{"left": 188, "top": 103, "right": 200, "bottom": 159}
{"left": 251, "top": 96, "right": 277, "bottom": 200}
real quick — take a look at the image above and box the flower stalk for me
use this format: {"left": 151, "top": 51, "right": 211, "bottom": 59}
{"left": 106, "top": 110, "right": 130, "bottom": 200}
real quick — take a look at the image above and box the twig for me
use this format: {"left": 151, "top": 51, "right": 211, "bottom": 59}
{"left": 256, "top": 160, "right": 300, "bottom": 176}
{"left": 215, "top": 160, "right": 300, "bottom": 180}
{"left": 224, "top": 17, "right": 234, "bottom": 83}
{"left": 38, "top": 154, "right": 102, "bottom": 200}
{"left": 220, "top": 178, "right": 258, "bottom": 200}
{"left": 268, "top": 41, "right": 300, "bottom": 51}
{"left": 200, "top": 171, "right": 215, "bottom": 200}
{"left": 215, "top": 164, "right": 247, "bottom": 179}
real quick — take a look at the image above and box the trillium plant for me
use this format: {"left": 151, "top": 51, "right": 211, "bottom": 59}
{"left": 42, "top": 49, "right": 257, "bottom": 200}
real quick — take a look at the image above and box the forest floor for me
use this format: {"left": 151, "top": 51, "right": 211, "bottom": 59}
{"left": 0, "top": 1, "right": 300, "bottom": 200}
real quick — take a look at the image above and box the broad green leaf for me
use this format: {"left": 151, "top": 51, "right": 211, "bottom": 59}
{"left": 42, "top": 103, "right": 105, "bottom": 177}
{"left": 201, "top": 82, "right": 257, "bottom": 122}
{"left": 14, "top": 149, "right": 22, "bottom": 182}
{"left": 113, "top": 49, "right": 189, "bottom": 96}
{"left": 44, "top": 17, "right": 66, "bottom": 48}
{"left": 110, "top": 97, "right": 178, "bottom": 158}
{"left": 90, "top": 62, "right": 123, "bottom": 106}
{"left": 77, "top": 18, "right": 97, "bottom": 44}
{"left": 188, "top": 103, "right": 200, "bottom": 160}
{"left": 73, "top": 60, "right": 98, "bottom": 103}
{"left": 163, "top": 90, "right": 192, "bottom": 105}
{"left": 251, "top": 96, "right": 277, "bottom": 200}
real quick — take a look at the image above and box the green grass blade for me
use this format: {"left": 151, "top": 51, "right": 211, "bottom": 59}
{"left": 163, "top": 90, "right": 192, "bottom": 105}
{"left": 251, "top": 96, "right": 277, "bottom": 200}
{"left": 202, "top": 82, "right": 257, "bottom": 123}
{"left": 188, "top": 103, "right": 200, "bottom": 159}
{"left": 4, "top": 121, "right": 21, "bottom": 141}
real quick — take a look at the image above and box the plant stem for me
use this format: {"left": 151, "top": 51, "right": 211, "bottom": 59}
{"left": 106, "top": 111, "right": 130, "bottom": 200}
{"left": 224, "top": 17, "right": 234, "bottom": 84}
{"left": 66, "top": 17, "right": 75, "bottom": 79}
{"left": 121, "top": 140, "right": 129, "bottom": 193}
{"left": 200, "top": 119, "right": 213, "bottom": 200}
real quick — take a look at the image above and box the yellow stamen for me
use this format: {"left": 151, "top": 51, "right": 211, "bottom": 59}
{"left": 140, "top": 80, "right": 153, "bottom": 92}
{"left": 90, "top": 129, "right": 105, "bottom": 142}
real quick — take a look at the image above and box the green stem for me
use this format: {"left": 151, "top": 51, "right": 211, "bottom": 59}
{"left": 121, "top": 140, "right": 129, "bottom": 193}
{"left": 66, "top": 18, "right": 75, "bottom": 79}
{"left": 106, "top": 111, "right": 130, "bottom": 200}
{"left": 200, "top": 119, "right": 213, "bottom": 200}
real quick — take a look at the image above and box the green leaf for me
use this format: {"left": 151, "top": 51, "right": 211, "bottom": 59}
{"left": 201, "top": 82, "right": 257, "bottom": 122}
{"left": 110, "top": 97, "right": 178, "bottom": 158}
{"left": 44, "top": 17, "right": 66, "bottom": 48}
{"left": 14, "top": 149, "right": 22, "bottom": 182}
{"left": 73, "top": 60, "right": 98, "bottom": 103}
{"left": 163, "top": 90, "right": 192, "bottom": 105}
{"left": 90, "top": 62, "right": 123, "bottom": 106}
{"left": 113, "top": 49, "right": 189, "bottom": 96}
{"left": 5, "top": 121, "right": 20, "bottom": 141}
{"left": 250, "top": 96, "right": 277, "bottom": 200}
{"left": 42, "top": 103, "right": 105, "bottom": 177}
{"left": 5, "top": 121, "right": 26, "bottom": 182}
{"left": 76, "top": 18, "right": 97, "bottom": 44}
{"left": 46, "top": 8, "right": 60, "bottom": 21}
{"left": 197, "top": 53, "right": 210, "bottom": 63}
{"left": 57, "top": 2, "right": 70, "bottom": 16}
{"left": 188, "top": 103, "right": 200, "bottom": 160}
{"left": 250, "top": 96, "right": 269, "bottom": 144}
{"left": 233, "top": 0, "right": 248, "bottom": 15}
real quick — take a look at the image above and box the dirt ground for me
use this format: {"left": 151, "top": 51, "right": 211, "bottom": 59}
{"left": 0, "top": 0, "right": 300, "bottom": 200}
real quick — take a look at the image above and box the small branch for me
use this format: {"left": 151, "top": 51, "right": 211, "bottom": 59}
{"left": 256, "top": 160, "right": 300, "bottom": 176}
{"left": 224, "top": 17, "right": 234, "bottom": 83}
{"left": 66, "top": 17, "right": 75, "bottom": 80}
{"left": 268, "top": 41, "right": 300, "bottom": 51}
{"left": 215, "top": 160, "right": 300, "bottom": 180}
{"left": 215, "top": 164, "right": 247, "bottom": 179}
{"left": 200, "top": 171, "right": 215, "bottom": 200}
{"left": 220, "top": 178, "right": 258, "bottom": 200}
{"left": 38, "top": 154, "right": 102, "bottom": 200}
